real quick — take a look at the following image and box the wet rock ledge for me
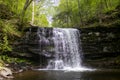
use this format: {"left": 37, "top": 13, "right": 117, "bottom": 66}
{"left": 80, "top": 26, "right": 120, "bottom": 68}
{"left": 11, "top": 26, "right": 120, "bottom": 69}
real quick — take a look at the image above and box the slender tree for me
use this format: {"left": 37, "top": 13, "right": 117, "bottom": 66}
{"left": 20, "top": 0, "right": 33, "bottom": 25}
{"left": 31, "top": 0, "right": 35, "bottom": 25}
{"left": 77, "top": 0, "right": 83, "bottom": 26}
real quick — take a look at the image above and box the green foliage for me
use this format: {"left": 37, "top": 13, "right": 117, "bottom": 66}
{"left": 0, "top": 4, "right": 13, "bottom": 19}
{"left": 52, "top": 0, "right": 120, "bottom": 28}
{"left": 0, "top": 60, "right": 4, "bottom": 67}
{"left": 0, "top": 34, "right": 12, "bottom": 52}
{"left": 0, "top": 55, "right": 31, "bottom": 64}
{"left": 33, "top": 0, "right": 50, "bottom": 27}
{"left": 0, "top": 0, "right": 50, "bottom": 28}
{"left": 34, "top": 14, "right": 49, "bottom": 27}
{"left": 0, "top": 0, "right": 34, "bottom": 28}
{"left": 0, "top": 20, "right": 21, "bottom": 52}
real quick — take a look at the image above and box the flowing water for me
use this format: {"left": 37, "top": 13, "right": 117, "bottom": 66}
{"left": 12, "top": 70, "right": 120, "bottom": 80}
{"left": 47, "top": 28, "right": 82, "bottom": 70}
{"left": 39, "top": 28, "right": 90, "bottom": 71}
{"left": 8, "top": 28, "right": 120, "bottom": 80}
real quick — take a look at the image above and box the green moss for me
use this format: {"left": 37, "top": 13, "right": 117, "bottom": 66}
{"left": 0, "top": 55, "right": 32, "bottom": 64}
{"left": 0, "top": 4, "right": 13, "bottom": 19}
{"left": 111, "top": 12, "right": 120, "bottom": 18}
{"left": 0, "top": 60, "right": 5, "bottom": 67}
{"left": 106, "top": 20, "right": 120, "bottom": 28}
{"left": 0, "top": 34, "right": 12, "bottom": 52}
{"left": 0, "top": 19, "right": 22, "bottom": 53}
{"left": 114, "top": 56, "right": 120, "bottom": 64}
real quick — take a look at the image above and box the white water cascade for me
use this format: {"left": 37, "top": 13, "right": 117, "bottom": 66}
{"left": 45, "top": 28, "right": 89, "bottom": 71}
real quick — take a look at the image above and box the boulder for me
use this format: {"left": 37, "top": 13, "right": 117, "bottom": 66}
{"left": 0, "top": 67, "right": 13, "bottom": 79}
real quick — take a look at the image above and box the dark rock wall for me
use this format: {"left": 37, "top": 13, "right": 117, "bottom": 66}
{"left": 80, "top": 26, "right": 120, "bottom": 68}
{"left": 12, "top": 26, "right": 120, "bottom": 68}
{"left": 12, "top": 27, "right": 54, "bottom": 67}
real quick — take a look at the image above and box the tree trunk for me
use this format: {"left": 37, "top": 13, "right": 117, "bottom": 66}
{"left": 66, "top": 0, "right": 69, "bottom": 27}
{"left": 31, "top": 0, "right": 35, "bottom": 25}
{"left": 104, "top": 0, "right": 109, "bottom": 10}
{"left": 20, "top": 0, "right": 33, "bottom": 26}
{"left": 77, "top": 0, "right": 84, "bottom": 26}
{"left": 98, "top": 0, "right": 103, "bottom": 24}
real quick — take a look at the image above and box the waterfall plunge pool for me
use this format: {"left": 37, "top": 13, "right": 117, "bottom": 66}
{"left": 11, "top": 69, "right": 120, "bottom": 80}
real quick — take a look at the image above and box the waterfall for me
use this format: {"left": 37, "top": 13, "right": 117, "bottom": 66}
{"left": 24, "top": 27, "right": 91, "bottom": 71}
{"left": 46, "top": 28, "right": 87, "bottom": 70}
{"left": 23, "top": 27, "right": 92, "bottom": 71}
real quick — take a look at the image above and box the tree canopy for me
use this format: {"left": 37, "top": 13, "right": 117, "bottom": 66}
{"left": 52, "top": 0, "right": 120, "bottom": 28}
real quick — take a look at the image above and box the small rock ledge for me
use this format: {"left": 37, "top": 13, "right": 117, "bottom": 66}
{"left": 0, "top": 67, "right": 13, "bottom": 79}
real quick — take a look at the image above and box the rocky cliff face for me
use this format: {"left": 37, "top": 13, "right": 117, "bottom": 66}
{"left": 11, "top": 26, "right": 120, "bottom": 68}
{"left": 12, "top": 27, "right": 54, "bottom": 67}
{"left": 80, "top": 26, "right": 120, "bottom": 68}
